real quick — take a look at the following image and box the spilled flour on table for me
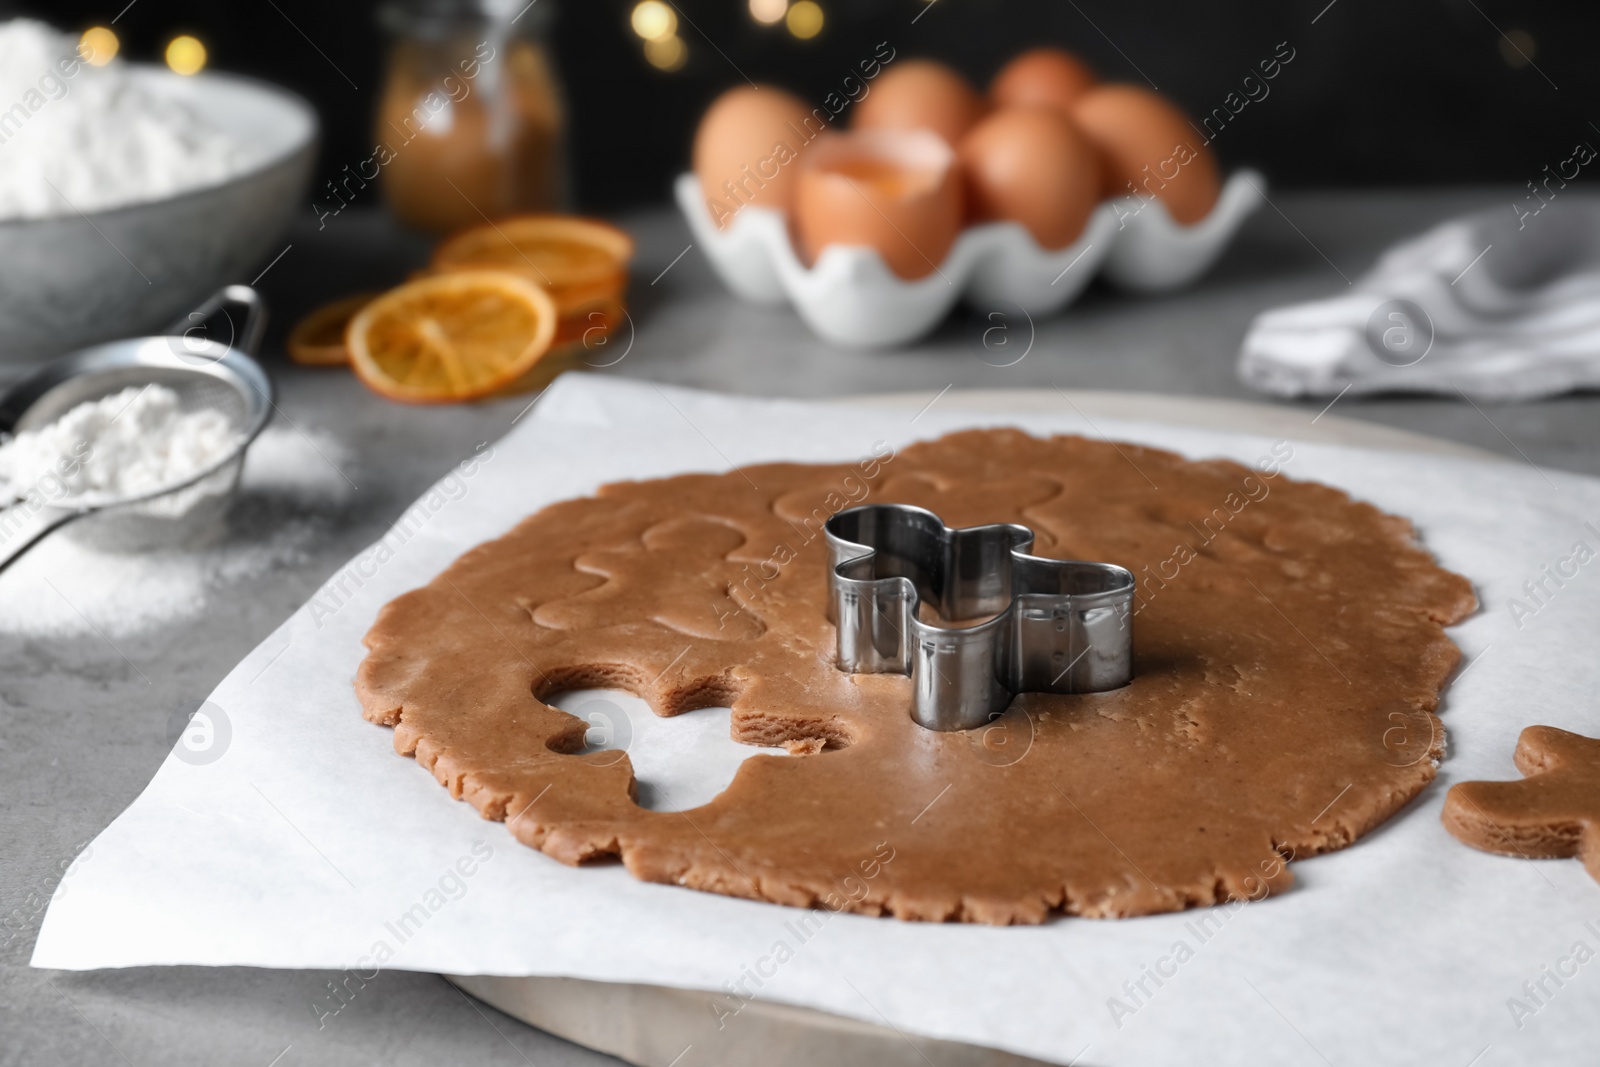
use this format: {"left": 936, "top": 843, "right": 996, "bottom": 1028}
{"left": 0, "top": 425, "right": 353, "bottom": 638}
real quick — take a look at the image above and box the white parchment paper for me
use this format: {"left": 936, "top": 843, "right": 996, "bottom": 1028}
{"left": 33, "top": 375, "right": 1600, "bottom": 1065}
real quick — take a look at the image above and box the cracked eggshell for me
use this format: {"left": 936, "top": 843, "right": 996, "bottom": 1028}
{"left": 793, "top": 129, "right": 965, "bottom": 281}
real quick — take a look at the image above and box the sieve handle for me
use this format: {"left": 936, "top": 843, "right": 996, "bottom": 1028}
{"left": 164, "top": 285, "right": 267, "bottom": 358}
{"left": 0, "top": 505, "right": 82, "bottom": 575}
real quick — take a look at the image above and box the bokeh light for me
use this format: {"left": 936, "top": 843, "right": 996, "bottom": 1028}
{"left": 1499, "top": 28, "right": 1536, "bottom": 69}
{"left": 164, "top": 35, "right": 207, "bottom": 76}
{"left": 785, "top": 0, "right": 824, "bottom": 39}
{"left": 630, "top": 1, "right": 677, "bottom": 42}
{"left": 78, "top": 26, "right": 118, "bottom": 66}
{"left": 644, "top": 34, "right": 688, "bottom": 72}
{"left": 749, "top": 0, "right": 788, "bottom": 25}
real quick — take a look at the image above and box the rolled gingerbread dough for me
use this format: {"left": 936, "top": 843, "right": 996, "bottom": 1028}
{"left": 356, "top": 429, "right": 1475, "bottom": 924}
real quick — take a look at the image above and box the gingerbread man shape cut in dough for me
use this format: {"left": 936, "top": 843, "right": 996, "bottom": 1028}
{"left": 532, "top": 517, "right": 765, "bottom": 641}
{"left": 1443, "top": 726, "right": 1600, "bottom": 884}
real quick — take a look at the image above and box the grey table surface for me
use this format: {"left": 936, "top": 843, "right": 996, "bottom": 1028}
{"left": 3, "top": 189, "right": 1595, "bottom": 1067}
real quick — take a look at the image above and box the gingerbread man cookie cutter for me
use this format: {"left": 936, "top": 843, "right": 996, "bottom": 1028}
{"left": 825, "top": 503, "right": 1136, "bottom": 732}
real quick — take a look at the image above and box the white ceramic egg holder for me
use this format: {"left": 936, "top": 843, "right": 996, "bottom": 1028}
{"left": 675, "top": 169, "right": 1266, "bottom": 347}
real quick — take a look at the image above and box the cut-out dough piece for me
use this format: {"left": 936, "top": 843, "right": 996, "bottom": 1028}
{"left": 1443, "top": 725, "right": 1600, "bottom": 884}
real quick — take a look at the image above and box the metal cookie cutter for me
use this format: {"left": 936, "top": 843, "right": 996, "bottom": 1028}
{"left": 825, "top": 504, "right": 1135, "bottom": 732}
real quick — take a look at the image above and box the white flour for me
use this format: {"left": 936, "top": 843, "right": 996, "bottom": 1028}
{"left": 0, "top": 384, "right": 236, "bottom": 506}
{"left": 0, "top": 19, "right": 249, "bottom": 220}
{"left": 0, "top": 425, "right": 354, "bottom": 638}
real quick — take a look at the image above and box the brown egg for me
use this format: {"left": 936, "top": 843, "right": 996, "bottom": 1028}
{"left": 694, "top": 85, "right": 826, "bottom": 229}
{"left": 852, "top": 59, "right": 986, "bottom": 147}
{"left": 793, "top": 129, "right": 964, "bottom": 280}
{"left": 1071, "top": 84, "right": 1220, "bottom": 225}
{"left": 990, "top": 47, "right": 1097, "bottom": 116}
{"left": 958, "top": 107, "right": 1103, "bottom": 249}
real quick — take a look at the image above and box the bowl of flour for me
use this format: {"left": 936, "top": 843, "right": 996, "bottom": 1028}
{"left": 0, "top": 20, "right": 316, "bottom": 361}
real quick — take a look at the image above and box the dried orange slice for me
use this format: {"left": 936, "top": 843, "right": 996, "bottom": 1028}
{"left": 346, "top": 272, "right": 557, "bottom": 404}
{"left": 287, "top": 293, "right": 376, "bottom": 366}
{"left": 554, "top": 295, "right": 628, "bottom": 349}
{"left": 431, "top": 215, "right": 634, "bottom": 315}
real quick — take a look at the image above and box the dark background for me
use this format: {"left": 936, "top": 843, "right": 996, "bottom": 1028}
{"left": 4, "top": 0, "right": 1593, "bottom": 212}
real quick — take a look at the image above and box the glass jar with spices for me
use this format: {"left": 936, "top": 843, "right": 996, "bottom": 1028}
{"left": 375, "top": 0, "right": 566, "bottom": 233}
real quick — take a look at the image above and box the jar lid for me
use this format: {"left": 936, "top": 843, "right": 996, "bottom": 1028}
{"left": 378, "top": 0, "right": 555, "bottom": 38}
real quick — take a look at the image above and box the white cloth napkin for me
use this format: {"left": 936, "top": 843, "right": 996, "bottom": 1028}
{"left": 1239, "top": 200, "right": 1600, "bottom": 398}
{"left": 31, "top": 376, "right": 1600, "bottom": 1065}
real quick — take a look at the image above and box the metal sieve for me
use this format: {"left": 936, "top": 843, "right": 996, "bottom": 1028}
{"left": 0, "top": 285, "right": 273, "bottom": 572}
